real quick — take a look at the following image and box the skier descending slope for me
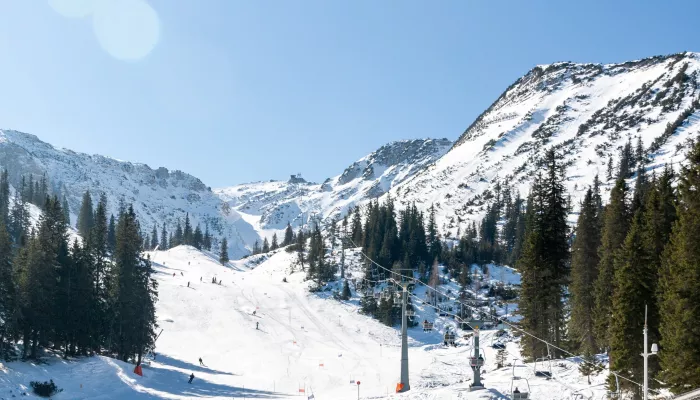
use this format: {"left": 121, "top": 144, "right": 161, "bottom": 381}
{"left": 188, "top": 373, "right": 194, "bottom": 384}
{"left": 199, "top": 357, "right": 204, "bottom": 366}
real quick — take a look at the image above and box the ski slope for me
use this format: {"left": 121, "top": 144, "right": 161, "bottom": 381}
{"left": 1, "top": 246, "right": 614, "bottom": 399}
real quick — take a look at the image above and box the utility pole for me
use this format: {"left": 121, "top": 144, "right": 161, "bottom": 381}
{"left": 642, "top": 305, "right": 658, "bottom": 400}
{"left": 398, "top": 284, "right": 410, "bottom": 392}
{"left": 469, "top": 326, "right": 485, "bottom": 391}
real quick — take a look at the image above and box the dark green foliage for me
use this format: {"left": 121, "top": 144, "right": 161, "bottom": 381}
{"left": 202, "top": 225, "right": 211, "bottom": 251}
{"left": 271, "top": 233, "right": 278, "bottom": 250}
{"left": 341, "top": 280, "right": 351, "bottom": 300}
{"left": 61, "top": 195, "right": 70, "bottom": 225}
{"left": 262, "top": 237, "right": 270, "bottom": 253}
{"left": 496, "top": 348, "right": 506, "bottom": 368}
{"left": 8, "top": 194, "right": 29, "bottom": 246}
{"left": 578, "top": 352, "right": 603, "bottom": 385}
{"left": 307, "top": 224, "right": 333, "bottom": 285}
{"left": 570, "top": 186, "right": 602, "bottom": 355}
{"left": 517, "top": 149, "right": 569, "bottom": 360}
{"left": 219, "top": 238, "right": 229, "bottom": 265}
{"left": 659, "top": 140, "right": 700, "bottom": 393}
{"left": 183, "top": 213, "right": 192, "bottom": 245}
{"left": 283, "top": 223, "right": 293, "bottom": 246}
{"left": 30, "top": 379, "right": 62, "bottom": 397}
{"left": 150, "top": 225, "right": 158, "bottom": 250}
{"left": 172, "top": 219, "right": 183, "bottom": 247}
{"left": 649, "top": 99, "right": 699, "bottom": 154}
{"left": 0, "top": 169, "right": 9, "bottom": 223}
{"left": 252, "top": 240, "right": 261, "bottom": 255}
{"left": 76, "top": 190, "right": 94, "bottom": 238}
{"left": 351, "top": 206, "right": 363, "bottom": 245}
{"left": 0, "top": 221, "right": 14, "bottom": 358}
{"left": 160, "top": 224, "right": 168, "bottom": 251}
{"left": 109, "top": 205, "right": 158, "bottom": 363}
{"left": 594, "top": 176, "right": 630, "bottom": 350}
{"left": 192, "top": 225, "right": 203, "bottom": 250}
{"left": 607, "top": 156, "right": 614, "bottom": 181}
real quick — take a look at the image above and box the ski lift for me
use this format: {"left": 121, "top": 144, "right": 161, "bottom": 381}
{"left": 534, "top": 345, "right": 553, "bottom": 379}
{"left": 469, "top": 355, "right": 485, "bottom": 368}
{"left": 443, "top": 329, "right": 456, "bottom": 346}
{"left": 511, "top": 363, "right": 531, "bottom": 399}
{"left": 405, "top": 309, "right": 415, "bottom": 317}
{"left": 422, "top": 320, "right": 434, "bottom": 332}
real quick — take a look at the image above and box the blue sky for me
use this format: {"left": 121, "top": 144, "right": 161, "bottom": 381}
{"left": 0, "top": 0, "right": 699, "bottom": 187}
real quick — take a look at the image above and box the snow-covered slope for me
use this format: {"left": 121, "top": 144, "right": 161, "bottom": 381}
{"left": 389, "top": 52, "right": 700, "bottom": 236}
{"left": 0, "top": 245, "right": 615, "bottom": 399}
{"left": 215, "top": 138, "right": 452, "bottom": 238}
{"left": 0, "top": 130, "right": 258, "bottom": 258}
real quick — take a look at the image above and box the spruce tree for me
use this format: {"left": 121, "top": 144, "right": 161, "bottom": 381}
{"left": 594, "top": 176, "right": 630, "bottom": 349}
{"left": 341, "top": 280, "right": 351, "bottom": 300}
{"left": 173, "top": 219, "right": 183, "bottom": 247}
{"left": 283, "top": 223, "right": 293, "bottom": 246}
{"left": 608, "top": 208, "right": 650, "bottom": 392}
{"left": 192, "top": 225, "right": 203, "bottom": 250}
{"left": 607, "top": 156, "right": 614, "bottom": 181}
{"left": 570, "top": 187, "right": 602, "bottom": 355}
{"left": 219, "top": 238, "right": 229, "bottom": 265}
{"left": 351, "top": 206, "right": 363, "bottom": 245}
{"left": 658, "top": 140, "right": 700, "bottom": 393}
{"left": 271, "top": 233, "right": 278, "bottom": 250}
{"left": 253, "top": 240, "right": 261, "bottom": 255}
{"left": 262, "top": 237, "right": 270, "bottom": 253}
{"left": 183, "top": 213, "right": 192, "bottom": 245}
{"left": 150, "top": 225, "right": 159, "bottom": 250}
{"left": 427, "top": 204, "right": 441, "bottom": 262}
{"left": 77, "top": 190, "right": 95, "bottom": 238}
{"left": 160, "top": 225, "right": 168, "bottom": 250}
{"left": 8, "top": 194, "right": 29, "bottom": 246}
{"left": 0, "top": 221, "right": 15, "bottom": 358}
{"left": 109, "top": 205, "right": 158, "bottom": 363}
{"left": 202, "top": 225, "right": 211, "bottom": 251}
{"left": 107, "top": 214, "right": 117, "bottom": 253}
{"left": 61, "top": 195, "right": 70, "bottom": 225}
{"left": 296, "top": 229, "right": 306, "bottom": 271}
{"left": 0, "top": 169, "right": 9, "bottom": 224}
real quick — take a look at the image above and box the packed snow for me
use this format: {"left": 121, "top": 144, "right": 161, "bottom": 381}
{"left": 1, "top": 246, "right": 615, "bottom": 399}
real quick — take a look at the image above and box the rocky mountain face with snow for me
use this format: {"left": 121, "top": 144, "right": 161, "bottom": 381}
{"left": 388, "top": 52, "right": 700, "bottom": 237}
{"left": 0, "top": 129, "right": 258, "bottom": 259}
{"left": 215, "top": 138, "right": 452, "bottom": 230}
{"left": 3, "top": 52, "right": 699, "bottom": 257}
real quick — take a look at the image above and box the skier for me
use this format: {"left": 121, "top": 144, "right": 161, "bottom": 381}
{"left": 188, "top": 373, "right": 194, "bottom": 384}
{"left": 256, "top": 322, "right": 259, "bottom": 330}
{"left": 172, "top": 273, "right": 175, "bottom": 277}
{"left": 188, "top": 261, "right": 190, "bottom": 265}
{"left": 252, "top": 310, "right": 256, "bottom": 316}
{"left": 181, "top": 272, "right": 184, "bottom": 276}
{"left": 200, "top": 277, "right": 202, "bottom": 282}
{"left": 187, "top": 282, "right": 190, "bottom": 288}
{"left": 199, "top": 357, "right": 204, "bottom": 366}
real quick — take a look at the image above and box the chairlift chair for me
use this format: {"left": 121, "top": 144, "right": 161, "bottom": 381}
{"left": 405, "top": 309, "right": 415, "bottom": 317}
{"left": 510, "top": 364, "right": 531, "bottom": 400}
{"left": 422, "top": 320, "right": 434, "bottom": 332}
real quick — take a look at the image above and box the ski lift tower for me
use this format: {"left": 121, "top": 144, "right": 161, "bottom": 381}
{"left": 396, "top": 279, "right": 411, "bottom": 393}
{"left": 469, "top": 326, "right": 485, "bottom": 391}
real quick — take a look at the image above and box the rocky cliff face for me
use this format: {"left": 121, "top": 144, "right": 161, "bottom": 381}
{"left": 388, "top": 52, "right": 700, "bottom": 236}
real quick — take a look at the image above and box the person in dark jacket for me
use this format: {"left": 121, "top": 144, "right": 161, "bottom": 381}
{"left": 199, "top": 357, "right": 204, "bottom": 366}
{"left": 188, "top": 373, "right": 195, "bottom": 384}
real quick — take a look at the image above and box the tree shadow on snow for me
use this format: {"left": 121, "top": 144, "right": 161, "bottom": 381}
{"left": 111, "top": 358, "right": 282, "bottom": 399}
{"left": 154, "top": 354, "right": 237, "bottom": 376}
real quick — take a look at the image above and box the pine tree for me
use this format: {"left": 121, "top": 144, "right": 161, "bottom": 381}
{"left": 0, "top": 221, "right": 15, "bottom": 358}
{"left": 351, "top": 206, "right": 363, "bottom": 245}
{"left": 253, "top": 240, "right": 261, "bottom": 255}
{"left": 0, "top": 169, "right": 9, "bottom": 224}
{"left": 296, "top": 229, "right": 306, "bottom": 271}
{"left": 109, "top": 205, "right": 158, "bottom": 363}
{"left": 219, "top": 238, "right": 229, "bottom": 265}
{"left": 608, "top": 208, "right": 649, "bottom": 391}
{"left": 594, "top": 176, "right": 630, "bottom": 349}
{"left": 61, "top": 195, "right": 70, "bottom": 225}
{"left": 271, "top": 233, "right": 278, "bottom": 250}
{"left": 283, "top": 223, "right": 293, "bottom": 246}
{"left": 341, "top": 280, "right": 351, "bottom": 300}
{"left": 192, "top": 225, "right": 203, "bottom": 250}
{"left": 183, "top": 213, "right": 192, "bottom": 245}
{"left": 77, "top": 190, "right": 95, "bottom": 238}
{"left": 173, "top": 219, "right": 183, "bottom": 247}
{"left": 579, "top": 352, "right": 602, "bottom": 385}
{"left": 262, "top": 237, "right": 270, "bottom": 253}
{"left": 107, "top": 215, "right": 117, "bottom": 253}
{"left": 427, "top": 204, "right": 441, "bottom": 263}
{"left": 8, "top": 194, "right": 29, "bottom": 246}
{"left": 202, "top": 225, "right": 211, "bottom": 251}
{"left": 606, "top": 156, "right": 614, "bottom": 181}
{"left": 635, "top": 136, "right": 645, "bottom": 167}
{"left": 570, "top": 187, "right": 602, "bottom": 355}
{"left": 518, "top": 149, "right": 569, "bottom": 359}
{"left": 150, "top": 225, "right": 159, "bottom": 250}
{"left": 26, "top": 174, "right": 34, "bottom": 204}
{"left": 658, "top": 140, "right": 700, "bottom": 393}
{"left": 160, "top": 225, "right": 168, "bottom": 250}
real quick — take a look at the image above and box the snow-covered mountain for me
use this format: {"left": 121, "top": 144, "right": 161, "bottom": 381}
{"left": 215, "top": 138, "right": 452, "bottom": 233}
{"left": 388, "top": 52, "right": 700, "bottom": 237}
{"left": 0, "top": 129, "right": 258, "bottom": 259}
